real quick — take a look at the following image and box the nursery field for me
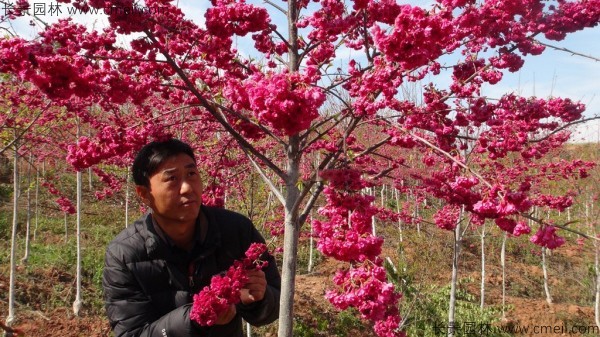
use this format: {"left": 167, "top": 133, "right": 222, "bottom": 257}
{"left": 1, "top": 143, "right": 598, "bottom": 337}
{"left": 2, "top": 0, "right": 600, "bottom": 336}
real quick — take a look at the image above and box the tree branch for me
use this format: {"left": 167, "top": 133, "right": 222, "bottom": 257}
{"left": 0, "top": 104, "right": 49, "bottom": 156}
{"left": 530, "top": 115, "right": 600, "bottom": 143}
{"left": 353, "top": 135, "right": 392, "bottom": 160}
{"left": 144, "top": 30, "right": 287, "bottom": 180}
{"left": 520, "top": 213, "right": 599, "bottom": 241}
{"left": 407, "top": 131, "right": 494, "bottom": 189}
{"left": 263, "top": 0, "right": 287, "bottom": 15}
{"left": 534, "top": 39, "right": 600, "bottom": 62}
{"left": 298, "top": 181, "right": 325, "bottom": 226}
{"left": 300, "top": 112, "right": 345, "bottom": 151}
{"left": 212, "top": 101, "right": 287, "bottom": 147}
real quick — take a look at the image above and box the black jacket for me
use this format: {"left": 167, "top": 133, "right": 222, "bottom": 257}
{"left": 102, "top": 205, "right": 281, "bottom": 337}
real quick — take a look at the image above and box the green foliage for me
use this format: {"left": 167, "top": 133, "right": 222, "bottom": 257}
{"left": 386, "top": 257, "right": 511, "bottom": 337}
{"left": 293, "top": 318, "right": 317, "bottom": 337}
{"left": 291, "top": 308, "right": 369, "bottom": 337}
{"left": 296, "top": 239, "right": 323, "bottom": 274}
{"left": 0, "top": 207, "right": 10, "bottom": 240}
{"left": 0, "top": 183, "right": 11, "bottom": 204}
{"left": 333, "top": 308, "right": 366, "bottom": 336}
{"left": 405, "top": 282, "right": 511, "bottom": 337}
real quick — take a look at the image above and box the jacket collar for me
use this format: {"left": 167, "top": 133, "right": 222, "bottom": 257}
{"left": 140, "top": 205, "right": 223, "bottom": 258}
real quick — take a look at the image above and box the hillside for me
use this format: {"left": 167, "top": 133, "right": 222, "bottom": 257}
{"left": 0, "top": 143, "right": 599, "bottom": 337}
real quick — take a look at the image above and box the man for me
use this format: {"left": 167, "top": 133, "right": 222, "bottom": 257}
{"left": 102, "top": 139, "right": 280, "bottom": 337}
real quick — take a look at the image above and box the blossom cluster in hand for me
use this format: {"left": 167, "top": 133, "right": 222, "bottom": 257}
{"left": 189, "top": 243, "right": 268, "bottom": 326}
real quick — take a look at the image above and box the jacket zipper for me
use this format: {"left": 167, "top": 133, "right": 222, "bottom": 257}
{"left": 188, "top": 262, "right": 195, "bottom": 288}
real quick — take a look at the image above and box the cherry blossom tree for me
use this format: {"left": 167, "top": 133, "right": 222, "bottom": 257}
{"left": 2, "top": 0, "right": 600, "bottom": 336}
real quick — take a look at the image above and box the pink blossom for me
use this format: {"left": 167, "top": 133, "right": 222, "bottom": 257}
{"left": 530, "top": 226, "right": 565, "bottom": 249}
{"left": 190, "top": 243, "right": 268, "bottom": 326}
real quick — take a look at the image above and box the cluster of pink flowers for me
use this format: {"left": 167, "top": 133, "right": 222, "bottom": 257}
{"left": 531, "top": 194, "right": 574, "bottom": 212}
{"left": 314, "top": 169, "right": 382, "bottom": 261}
{"left": 471, "top": 95, "right": 585, "bottom": 159}
{"left": 472, "top": 185, "right": 532, "bottom": 218}
{"left": 434, "top": 204, "right": 461, "bottom": 230}
{"left": 42, "top": 182, "right": 76, "bottom": 214}
{"left": 538, "top": 1, "right": 600, "bottom": 41}
{"left": 303, "top": 0, "right": 355, "bottom": 51}
{"left": 372, "top": 5, "right": 454, "bottom": 70}
{"left": 92, "top": 167, "right": 122, "bottom": 200}
{"left": 326, "top": 261, "right": 404, "bottom": 337}
{"left": 205, "top": 1, "right": 270, "bottom": 38}
{"left": 190, "top": 243, "right": 268, "bottom": 326}
{"left": 246, "top": 72, "right": 325, "bottom": 135}
{"left": 56, "top": 196, "right": 76, "bottom": 214}
{"left": 314, "top": 168, "right": 403, "bottom": 336}
{"left": 224, "top": 71, "right": 325, "bottom": 135}
{"left": 319, "top": 169, "right": 367, "bottom": 191}
{"left": 67, "top": 125, "right": 169, "bottom": 171}
{"left": 201, "top": 184, "right": 225, "bottom": 209}
{"left": 495, "top": 218, "right": 531, "bottom": 237}
{"left": 530, "top": 225, "right": 565, "bottom": 249}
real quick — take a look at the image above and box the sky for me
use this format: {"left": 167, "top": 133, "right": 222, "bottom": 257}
{"left": 2, "top": 0, "right": 599, "bottom": 142}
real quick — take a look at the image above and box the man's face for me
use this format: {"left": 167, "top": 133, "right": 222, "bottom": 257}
{"left": 137, "top": 153, "right": 203, "bottom": 227}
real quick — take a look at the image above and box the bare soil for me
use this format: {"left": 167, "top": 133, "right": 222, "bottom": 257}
{"left": 1, "top": 242, "right": 596, "bottom": 337}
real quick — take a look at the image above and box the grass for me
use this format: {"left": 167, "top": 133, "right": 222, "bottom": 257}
{"left": 0, "top": 198, "right": 126, "bottom": 317}
{"left": 1, "top": 182, "right": 599, "bottom": 336}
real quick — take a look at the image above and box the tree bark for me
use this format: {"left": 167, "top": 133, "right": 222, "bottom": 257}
{"left": 308, "top": 212, "right": 314, "bottom": 273}
{"left": 480, "top": 223, "right": 486, "bottom": 309}
{"left": 594, "top": 239, "right": 600, "bottom": 330}
{"left": 21, "top": 155, "right": 32, "bottom": 263}
{"left": 395, "top": 189, "right": 403, "bottom": 243}
{"left": 33, "top": 165, "right": 39, "bottom": 241}
{"left": 277, "top": 136, "right": 301, "bottom": 337}
{"left": 125, "top": 167, "right": 130, "bottom": 228}
{"left": 448, "top": 208, "right": 463, "bottom": 337}
{"left": 73, "top": 123, "right": 83, "bottom": 316}
{"left": 542, "top": 247, "right": 553, "bottom": 304}
{"left": 277, "top": 0, "right": 302, "bottom": 334}
{"left": 64, "top": 213, "right": 68, "bottom": 242}
{"left": 501, "top": 232, "right": 507, "bottom": 321}
{"left": 6, "top": 136, "right": 19, "bottom": 327}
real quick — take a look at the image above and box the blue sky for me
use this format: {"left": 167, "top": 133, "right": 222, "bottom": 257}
{"left": 3, "top": 0, "right": 599, "bottom": 141}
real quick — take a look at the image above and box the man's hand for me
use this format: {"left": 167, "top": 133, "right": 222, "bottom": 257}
{"left": 214, "top": 304, "right": 236, "bottom": 325}
{"left": 240, "top": 269, "right": 267, "bottom": 305}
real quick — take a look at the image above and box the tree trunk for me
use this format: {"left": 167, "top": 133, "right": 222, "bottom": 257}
{"left": 88, "top": 167, "right": 93, "bottom": 190}
{"left": 448, "top": 208, "right": 463, "bottom": 337}
{"left": 21, "top": 155, "right": 32, "bottom": 264}
{"left": 371, "top": 215, "right": 376, "bottom": 236}
{"left": 308, "top": 212, "right": 314, "bottom": 273}
{"left": 480, "top": 223, "right": 486, "bottom": 309}
{"left": 277, "top": 137, "right": 301, "bottom": 337}
{"left": 415, "top": 194, "right": 421, "bottom": 236}
{"left": 6, "top": 137, "right": 19, "bottom": 327}
{"left": 542, "top": 247, "right": 553, "bottom": 304}
{"left": 33, "top": 166, "right": 39, "bottom": 241}
{"left": 501, "top": 232, "right": 507, "bottom": 321}
{"left": 64, "top": 213, "right": 68, "bottom": 242}
{"left": 595, "top": 239, "right": 600, "bottom": 330}
{"left": 125, "top": 167, "right": 130, "bottom": 228}
{"left": 395, "top": 189, "right": 403, "bottom": 243}
{"left": 73, "top": 123, "right": 83, "bottom": 316}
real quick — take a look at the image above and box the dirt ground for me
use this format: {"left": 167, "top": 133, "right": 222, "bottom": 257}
{"left": 1, "top": 248, "right": 597, "bottom": 337}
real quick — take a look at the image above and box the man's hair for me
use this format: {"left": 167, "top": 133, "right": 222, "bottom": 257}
{"left": 132, "top": 139, "right": 196, "bottom": 186}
